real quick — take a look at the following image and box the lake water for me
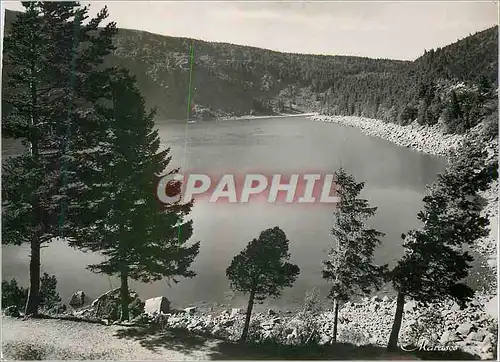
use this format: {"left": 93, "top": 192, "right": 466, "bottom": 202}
{"left": 2, "top": 116, "right": 455, "bottom": 309}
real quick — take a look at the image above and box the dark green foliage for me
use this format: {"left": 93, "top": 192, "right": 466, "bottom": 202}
{"left": 323, "top": 167, "right": 387, "bottom": 341}
{"left": 2, "top": 279, "right": 28, "bottom": 309}
{"left": 68, "top": 70, "right": 200, "bottom": 320}
{"left": 1, "top": 2, "right": 117, "bottom": 316}
{"left": 388, "top": 137, "right": 498, "bottom": 350}
{"left": 226, "top": 227, "right": 300, "bottom": 342}
{"left": 442, "top": 86, "right": 484, "bottom": 134}
{"left": 323, "top": 168, "right": 388, "bottom": 300}
{"left": 38, "top": 273, "right": 62, "bottom": 310}
{"left": 2, "top": 9, "right": 497, "bottom": 134}
{"left": 106, "top": 26, "right": 498, "bottom": 131}
{"left": 2, "top": 274, "right": 61, "bottom": 311}
{"left": 227, "top": 227, "right": 300, "bottom": 301}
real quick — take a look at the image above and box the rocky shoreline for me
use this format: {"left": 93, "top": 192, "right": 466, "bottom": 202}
{"left": 308, "top": 114, "right": 498, "bottom": 274}
{"left": 85, "top": 115, "right": 499, "bottom": 359}
{"left": 133, "top": 294, "right": 496, "bottom": 360}
{"left": 6, "top": 114, "right": 497, "bottom": 360}
{"left": 309, "top": 114, "right": 465, "bottom": 157}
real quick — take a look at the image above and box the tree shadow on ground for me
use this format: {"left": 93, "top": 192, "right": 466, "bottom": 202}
{"left": 207, "top": 341, "right": 408, "bottom": 360}
{"left": 114, "top": 325, "right": 481, "bottom": 360}
{"left": 114, "top": 325, "right": 218, "bottom": 354}
{"left": 207, "top": 341, "right": 481, "bottom": 360}
{"left": 412, "top": 349, "right": 481, "bottom": 360}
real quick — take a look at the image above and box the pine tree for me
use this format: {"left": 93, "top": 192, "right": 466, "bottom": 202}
{"left": 68, "top": 70, "right": 200, "bottom": 321}
{"left": 1, "top": 2, "right": 117, "bottom": 316}
{"left": 226, "top": 227, "right": 300, "bottom": 342}
{"left": 387, "top": 138, "right": 498, "bottom": 351}
{"left": 323, "top": 167, "right": 387, "bottom": 342}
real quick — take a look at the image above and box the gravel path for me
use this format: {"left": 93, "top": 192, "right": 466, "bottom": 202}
{"left": 2, "top": 317, "right": 219, "bottom": 360}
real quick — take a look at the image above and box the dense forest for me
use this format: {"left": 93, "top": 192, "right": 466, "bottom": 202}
{"left": 1, "top": 4, "right": 498, "bottom": 358}
{"left": 2, "top": 9, "right": 498, "bottom": 136}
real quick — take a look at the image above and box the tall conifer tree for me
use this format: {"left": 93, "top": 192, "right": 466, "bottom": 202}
{"left": 2, "top": 2, "right": 117, "bottom": 316}
{"left": 68, "top": 70, "right": 200, "bottom": 321}
{"left": 323, "top": 167, "right": 387, "bottom": 342}
{"left": 387, "top": 138, "right": 498, "bottom": 351}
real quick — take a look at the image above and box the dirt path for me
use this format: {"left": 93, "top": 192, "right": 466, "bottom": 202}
{"left": 1, "top": 316, "right": 431, "bottom": 360}
{"left": 2, "top": 317, "right": 219, "bottom": 360}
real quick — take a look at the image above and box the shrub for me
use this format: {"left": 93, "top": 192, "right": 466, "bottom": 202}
{"left": 262, "top": 289, "right": 325, "bottom": 346}
{"left": 1, "top": 279, "right": 28, "bottom": 309}
{"left": 2, "top": 274, "right": 62, "bottom": 312}
{"left": 39, "top": 273, "right": 62, "bottom": 310}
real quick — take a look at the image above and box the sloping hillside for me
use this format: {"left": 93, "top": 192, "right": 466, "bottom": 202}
{"left": 2, "top": 9, "right": 498, "bottom": 130}
{"left": 106, "top": 27, "right": 412, "bottom": 120}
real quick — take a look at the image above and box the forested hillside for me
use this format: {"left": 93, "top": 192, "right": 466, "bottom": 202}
{"left": 2, "top": 9, "right": 498, "bottom": 136}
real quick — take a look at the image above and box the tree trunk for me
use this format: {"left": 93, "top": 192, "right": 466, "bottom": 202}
{"left": 332, "top": 299, "right": 340, "bottom": 342}
{"left": 387, "top": 292, "right": 405, "bottom": 351}
{"left": 25, "top": 46, "right": 41, "bottom": 318}
{"left": 119, "top": 269, "right": 130, "bottom": 321}
{"left": 240, "top": 289, "right": 256, "bottom": 343}
{"left": 25, "top": 237, "right": 41, "bottom": 316}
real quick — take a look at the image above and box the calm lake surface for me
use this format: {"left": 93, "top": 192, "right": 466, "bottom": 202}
{"left": 3, "top": 116, "right": 451, "bottom": 309}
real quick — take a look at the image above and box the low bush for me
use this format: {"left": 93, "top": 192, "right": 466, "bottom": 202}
{"left": 2, "top": 273, "right": 63, "bottom": 313}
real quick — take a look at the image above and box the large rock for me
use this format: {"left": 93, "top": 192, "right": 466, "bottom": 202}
{"left": 230, "top": 308, "right": 244, "bottom": 318}
{"left": 403, "top": 301, "right": 416, "bottom": 313}
{"left": 144, "top": 296, "right": 170, "bottom": 316}
{"left": 484, "top": 296, "right": 498, "bottom": 319}
{"left": 184, "top": 307, "right": 197, "bottom": 315}
{"left": 457, "top": 322, "right": 474, "bottom": 336}
{"left": 69, "top": 291, "right": 86, "bottom": 308}
{"left": 468, "top": 329, "right": 486, "bottom": 342}
{"left": 83, "top": 288, "right": 144, "bottom": 321}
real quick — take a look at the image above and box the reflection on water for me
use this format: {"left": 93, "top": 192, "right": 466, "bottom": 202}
{"left": 2, "top": 116, "right": 461, "bottom": 308}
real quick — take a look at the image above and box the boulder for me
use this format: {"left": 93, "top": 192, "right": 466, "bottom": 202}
{"left": 457, "top": 322, "right": 473, "bottom": 336}
{"left": 184, "top": 307, "right": 197, "bottom": 315}
{"left": 69, "top": 291, "right": 86, "bottom": 308}
{"left": 4, "top": 305, "right": 20, "bottom": 317}
{"left": 468, "top": 330, "right": 486, "bottom": 342}
{"left": 230, "top": 308, "right": 244, "bottom": 318}
{"left": 144, "top": 296, "right": 170, "bottom": 316}
{"left": 403, "top": 301, "right": 416, "bottom": 313}
{"left": 484, "top": 296, "right": 498, "bottom": 319}
{"left": 85, "top": 288, "right": 144, "bottom": 321}
{"left": 439, "top": 330, "right": 462, "bottom": 343}
{"left": 450, "top": 302, "right": 461, "bottom": 312}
